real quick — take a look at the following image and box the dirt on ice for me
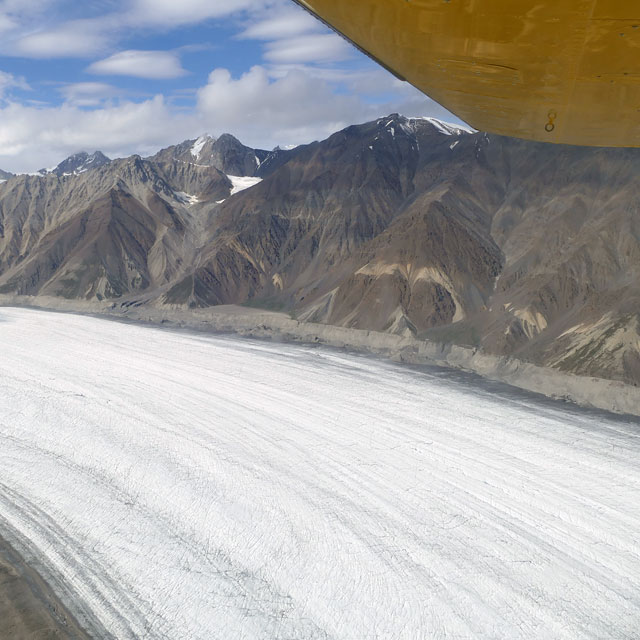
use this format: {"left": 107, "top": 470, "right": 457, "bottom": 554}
{"left": 0, "top": 533, "right": 90, "bottom": 639}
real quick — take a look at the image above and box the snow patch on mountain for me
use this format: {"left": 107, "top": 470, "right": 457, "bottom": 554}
{"left": 174, "top": 191, "right": 199, "bottom": 206}
{"left": 228, "top": 175, "right": 262, "bottom": 196}
{"left": 411, "top": 117, "right": 475, "bottom": 136}
{"left": 191, "top": 135, "right": 212, "bottom": 160}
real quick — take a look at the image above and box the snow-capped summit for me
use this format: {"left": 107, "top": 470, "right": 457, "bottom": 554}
{"left": 409, "top": 116, "right": 474, "bottom": 136}
{"left": 377, "top": 113, "right": 474, "bottom": 138}
{"left": 48, "top": 151, "right": 111, "bottom": 177}
{"left": 151, "top": 133, "right": 269, "bottom": 177}
{"left": 190, "top": 134, "right": 215, "bottom": 161}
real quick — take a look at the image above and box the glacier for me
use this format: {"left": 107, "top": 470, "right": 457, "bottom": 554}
{"left": 0, "top": 307, "right": 638, "bottom": 639}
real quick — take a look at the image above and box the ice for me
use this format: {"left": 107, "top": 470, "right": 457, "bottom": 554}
{"left": 0, "top": 307, "right": 639, "bottom": 639}
{"left": 228, "top": 175, "right": 262, "bottom": 196}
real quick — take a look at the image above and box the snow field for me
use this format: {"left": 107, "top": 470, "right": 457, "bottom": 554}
{"left": 0, "top": 307, "right": 639, "bottom": 639}
{"left": 228, "top": 175, "right": 262, "bottom": 195}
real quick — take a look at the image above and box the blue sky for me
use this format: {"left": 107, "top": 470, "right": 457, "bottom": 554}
{"left": 0, "top": 0, "right": 460, "bottom": 172}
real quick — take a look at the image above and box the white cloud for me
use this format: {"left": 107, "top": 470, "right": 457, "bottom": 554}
{"left": 263, "top": 33, "right": 352, "bottom": 64}
{"left": 0, "top": 0, "right": 320, "bottom": 62}
{"left": 238, "top": 10, "right": 322, "bottom": 40}
{"left": 58, "top": 82, "right": 120, "bottom": 107}
{"left": 3, "top": 1, "right": 264, "bottom": 58}
{"left": 128, "top": 0, "right": 262, "bottom": 27}
{"left": 88, "top": 50, "right": 187, "bottom": 79}
{"left": 196, "top": 65, "right": 377, "bottom": 149}
{"left": 0, "top": 0, "right": 53, "bottom": 11}
{"left": 0, "top": 0, "right": 52, "bottom": 29}
{"left": 0, "top": 96, "right": 195, "bottom": 171}
{"left": 13, "top": 19, "right": 112, "bottom": 57}
{"left": 0, "top": 13, "right": 16, "bottom": 33}
{"left": 0, "top": 70, "right": 29, "bottom": 100}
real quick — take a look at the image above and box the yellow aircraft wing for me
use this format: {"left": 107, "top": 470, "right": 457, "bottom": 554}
{"left": 292, "top": 0, "right": 640, "bottom": 147}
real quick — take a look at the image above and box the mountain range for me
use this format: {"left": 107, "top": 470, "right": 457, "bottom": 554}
{"left": 0, "top": 115, "right": 638, "bottom": 386}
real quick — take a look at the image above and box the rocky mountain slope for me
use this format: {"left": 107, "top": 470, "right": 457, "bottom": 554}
{"left": 0, "top": 169, "right": 13, "bottom": 181}
{"left": 0, "top": 118, "right": 638, "bottom": 386}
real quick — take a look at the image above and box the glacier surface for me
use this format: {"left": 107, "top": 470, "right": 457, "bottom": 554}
{"left": 0, "top": 307, "right": 639, "bottom": 639}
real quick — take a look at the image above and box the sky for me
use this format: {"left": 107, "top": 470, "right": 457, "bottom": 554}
{"left": 0, "top": 0, "right": 463, "bottom": 173}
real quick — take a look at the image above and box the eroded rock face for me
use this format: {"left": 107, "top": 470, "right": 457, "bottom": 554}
{"left": 1, "top": 116, "right": 640, "bottom": 384}
{"left": 0, "top": 155, "right": 230, "bottom": 301}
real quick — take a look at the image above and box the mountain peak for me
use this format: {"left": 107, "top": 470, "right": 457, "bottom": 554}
{"left": 406, "top": 115, "right": 474, "bottom": 136}
{"left": 49, "top": 150, "right": 111, "bottom": 177}
{"left": 215, "top": 132, "right": 242, "bottom": 144}
{"left": 156, "top": 132, "right": 263, "bottom": 177}
{"left": 375, "top": 113, "right": 473, "bottom": 137}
